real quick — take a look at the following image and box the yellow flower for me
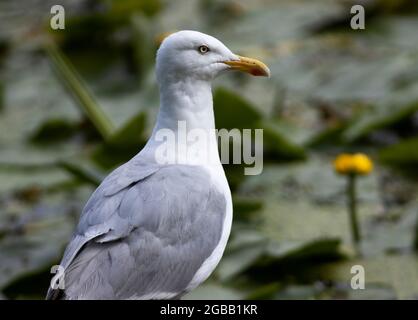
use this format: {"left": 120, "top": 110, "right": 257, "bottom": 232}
{"left": 334, "top": 153, "right": 354, "bottom": 174}
{"left": 352, "top": 153, "right": 373, "bottom": 175}
{"left": 333, "top": 153, "right": 373, "bottom": 175}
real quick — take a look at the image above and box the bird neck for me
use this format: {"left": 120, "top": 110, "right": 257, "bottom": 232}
{"left": 155, "top": 78, "right": 215, "bottom": 131}
{"left": 145, "top": 78, "right": 222, "bottom": 167}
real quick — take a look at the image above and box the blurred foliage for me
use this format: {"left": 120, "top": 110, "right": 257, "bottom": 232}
{"left": 45, "top": 42, "right": 115, "bottom": 140}
{"left": 0, "top": 0, "right": 417, "bottom": 300}
{"left": 91, "top": 111, "right": 148, "bottom": 168}
{"left": 29, "top": 118, "right": 78, "bottom": 144}
{"left": 379, "top": 137, "right": 418, "bottom": 176}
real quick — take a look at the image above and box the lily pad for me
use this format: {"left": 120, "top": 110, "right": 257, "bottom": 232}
{"left": 29, "top": 118, "right": 80, "bottom": 144}
{"left": 313, "top": 254, "right": 418, "bottom": 299}
{"left": 214, "top": 87, "right": 263, "bottom": 130}
{"left": 378, "top": 136, "right": 418, "bottom": 173}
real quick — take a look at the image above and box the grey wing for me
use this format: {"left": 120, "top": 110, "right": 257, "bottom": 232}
{"left": 47, "top": 158, "right": 160, "bottom": 287}
{"left": 47, "top": 165, "right": 226, "bottom": 300}
{"left": 46, "top": 159, "right": 159, "bottom": 300}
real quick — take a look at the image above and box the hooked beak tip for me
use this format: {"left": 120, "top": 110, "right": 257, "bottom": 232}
{"left": 223, "top": 55, "right": 270, "bottom": 77}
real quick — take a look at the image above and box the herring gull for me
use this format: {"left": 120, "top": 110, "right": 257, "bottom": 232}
{"left": 46, "top": 30, "right": 270, "bottom": 300}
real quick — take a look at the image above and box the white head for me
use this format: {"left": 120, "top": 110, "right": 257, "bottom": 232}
{"left": 156, "top": 30, "right": 270, "bottom": 84}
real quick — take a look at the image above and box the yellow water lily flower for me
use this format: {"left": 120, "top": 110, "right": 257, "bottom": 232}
{"left": 351, "top": 153, "right": 373, "bottom": 175}
{"left": 334, "top": 153, "right": 373, "bottom": 175}
{"left": 334, "top": 153, "right": 354, "bottom": 175}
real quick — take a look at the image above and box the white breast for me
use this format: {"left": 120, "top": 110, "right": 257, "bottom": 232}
{"left": 185, "top": 164, "right": 233, "bottom": 292}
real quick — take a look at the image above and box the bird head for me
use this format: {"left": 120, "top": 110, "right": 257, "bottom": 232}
{"left": 156, "top": 30, "right": 270, "bottom": 83}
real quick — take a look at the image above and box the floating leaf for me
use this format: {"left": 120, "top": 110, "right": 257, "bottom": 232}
{"left": 261, "top": 238, "right": 341, "bottom": 265}
{"left": 379, "top": 137, "right": 418, "bottom": 170}
{"left": 213, "top": 87, "right": 262, "bottom": 130}
{"left": 214, "top": 88, "right": 306, "bottom": 161}
{"left": 313, "top": 254, "right": 418, "bottom": 299}
{"left": 29, "top": 118, "right": 79, "bottom": 144}
{"left": 343, "top": 84, "right": 418, "bottom": 142}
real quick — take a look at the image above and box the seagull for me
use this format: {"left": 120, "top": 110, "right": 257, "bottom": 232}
{"left": 46, "top": 30, "right": 270, "bottom": 300}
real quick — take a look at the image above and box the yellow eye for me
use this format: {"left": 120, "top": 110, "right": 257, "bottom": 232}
{"left": 198, "top": 45, "right": 209, "bottom": 54}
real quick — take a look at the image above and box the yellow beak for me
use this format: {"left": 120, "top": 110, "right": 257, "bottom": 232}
{"left": 223, "top": 55, "right": 270, "bottom": 77}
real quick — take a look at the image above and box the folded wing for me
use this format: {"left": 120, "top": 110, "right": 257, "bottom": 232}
{"left": 47, "top": 163, "right": 226, "bottom": 300}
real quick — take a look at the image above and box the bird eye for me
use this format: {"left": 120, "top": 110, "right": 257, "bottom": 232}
{"left": 198, "top": 45, "right": 210, "bottom": 54}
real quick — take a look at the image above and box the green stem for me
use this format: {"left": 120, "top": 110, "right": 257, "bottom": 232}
{"left": 414, "top": 217, "right": 418, "bottom": 252}
{"left": 347, "top": 174, "right": 361, "bottom": 246}
{"left": 44, "top": 42, "right": 115, "bottom": 141}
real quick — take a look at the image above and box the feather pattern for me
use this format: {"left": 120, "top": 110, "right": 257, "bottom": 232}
{"left": 47, "top": 162, "right": 226, "bottom": 300}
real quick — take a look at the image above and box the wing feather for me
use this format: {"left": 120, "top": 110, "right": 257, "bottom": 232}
{"left": 47, "top": 164, "right": 226, "bottom": 300}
